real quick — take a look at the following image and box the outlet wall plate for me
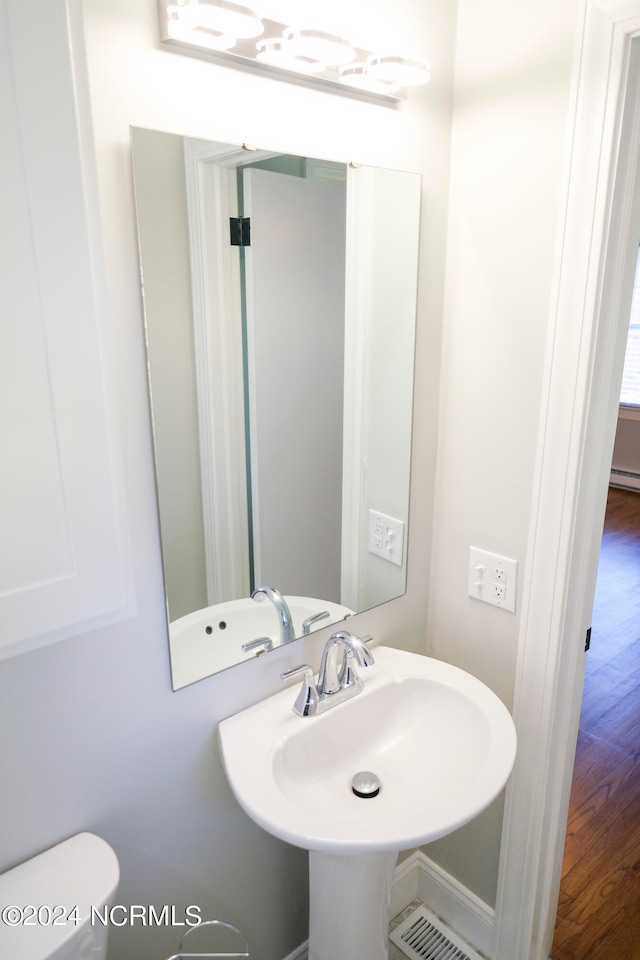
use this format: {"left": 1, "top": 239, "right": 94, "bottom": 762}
{"left": 468, "top": 547, "right": 517, "bottom": 612}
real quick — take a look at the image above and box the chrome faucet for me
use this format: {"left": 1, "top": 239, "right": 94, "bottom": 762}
{"left": 251, "top": 585, "right": 296, "bottom": 646}
{"left": 281, "top": 631, "right": 375, "bottom": 717}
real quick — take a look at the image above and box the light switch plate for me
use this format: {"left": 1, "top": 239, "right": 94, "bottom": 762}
{"left": 468, "top": 547, "right": 517, "bottom": 612}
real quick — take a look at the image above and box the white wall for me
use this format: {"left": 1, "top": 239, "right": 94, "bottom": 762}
{"left": 424, "top": 0, "right": 580, "bottom": 904}
{"left": 0, "top": 2, "right": 455, "bottom": 960}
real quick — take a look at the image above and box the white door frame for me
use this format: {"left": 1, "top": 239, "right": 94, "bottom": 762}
{"left": 182, "top": 140, "right": 277, "bottom": 604}
{"left": 183, "top": 138, "right": 250, "bottom": 604}
{"left": 493, "top": 3, "right": 640, "bottom": 958}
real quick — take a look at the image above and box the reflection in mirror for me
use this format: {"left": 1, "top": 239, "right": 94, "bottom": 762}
{"left": 131, "top": 127, "right": 421, "bottom": 688}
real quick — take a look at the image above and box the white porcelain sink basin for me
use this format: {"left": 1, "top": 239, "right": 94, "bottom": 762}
{"left": 170, "top": 596, "right": 353, "bottom": 688}
{"left": 218, "top": 645, "right": 517, "bottom": 854}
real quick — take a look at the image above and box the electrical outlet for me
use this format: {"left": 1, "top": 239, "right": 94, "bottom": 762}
{"left": 368, "top": 510, "right": 405, "bottom": 567}
{"left": 468, "top": 547, "right": 517, "bottom": 612}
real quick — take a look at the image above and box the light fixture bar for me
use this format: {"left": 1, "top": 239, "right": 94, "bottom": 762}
{"left": 158, "top": 2, "right": 430, "bottom": 103}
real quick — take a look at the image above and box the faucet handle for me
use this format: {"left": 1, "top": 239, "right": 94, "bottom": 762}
{"left": 242, "top": 636, "right": 275, "bottom": 654}
{"left": 281, "top": 664, "right": 320, "bottom": 717}
{"left": 302, "top": 611, "right": 330, "bottom": 635}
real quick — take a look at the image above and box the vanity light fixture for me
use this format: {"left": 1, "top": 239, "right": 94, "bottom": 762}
{"left": 158, "top": 0, "right": 431, "bottom": 102}
{"left": 256, "top": 37, "right": 326, "bottom": 75}
{"left": 338, "top": 64, "right": 400, "bottom": 96}
{"left": 367, "top": 55, "right": 431, "bottom": 87}
{"left": 166, "top": 8, "right": 238, "bottom": 50}
{"left": 282, "top": 28, "right": 356, "bottom": 67}
{"left": 167, "top": 0, "right": 264, "bottom": 46}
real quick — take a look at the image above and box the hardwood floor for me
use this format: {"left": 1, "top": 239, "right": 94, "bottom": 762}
{"left": 552, "top": 486, "right": 640, "bottom": 960}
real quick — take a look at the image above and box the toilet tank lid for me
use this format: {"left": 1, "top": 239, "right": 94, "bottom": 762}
{"left": 0, "top": 832, "right": 119, "bottom": 960}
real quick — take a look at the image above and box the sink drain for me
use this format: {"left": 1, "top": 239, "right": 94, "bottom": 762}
{"left": 352, "top": 771, "right": 380, "bottom": 798}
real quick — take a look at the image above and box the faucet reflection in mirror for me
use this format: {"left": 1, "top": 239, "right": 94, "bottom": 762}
{"left": 131, "top": 129, "right": 421, "bottom": 688}
{"left": 249, "top": 586, "right": 295, "bottom": 646}
{"left": 169, "top": 592, "right": 354, "bottom": 689}
{"left": 158, "top": 1, "right": 431, "bottom": 101}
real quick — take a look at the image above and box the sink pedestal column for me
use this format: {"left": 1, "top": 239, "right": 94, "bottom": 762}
{"left": 308, "top": 850, "right": 398, "bottom": 960}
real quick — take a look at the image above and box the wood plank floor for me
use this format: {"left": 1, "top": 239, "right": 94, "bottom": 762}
{"left": 552, "top": 486, "right": 640, "bottom": 960}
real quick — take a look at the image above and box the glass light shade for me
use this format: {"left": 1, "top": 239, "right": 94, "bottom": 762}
{"left": 367, "top": 55, "right": 431, "bottom": 86}
{"left": 174, "top": 0, "right": 264, "bottom": 40}
{"left": 283, "top": 28, "right": 356, "bottom": 67}
{"left": 189, "top": 25, "right": 238, "bottom": 49}
{"left": 166, "top": 8, "right": 190, "bottom": 38}
{"left": 338, "top": 64, "right": 399, "bottom": 95}
{"left": 256, "top": 37, "right": 326, "bottom": 74}
{"left": 167, "top": 11, "right": 237, "bottom": 49}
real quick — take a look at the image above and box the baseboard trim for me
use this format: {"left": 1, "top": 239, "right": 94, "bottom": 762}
{"left": 610, "top": 468, "right": 640, "bottom": 491}
{"left": 282, "top": 941, "right": 308, "bottom": 960}
{"left": 283, "top": 850, "right": 494, "bottom": 960}
{"left": 390, "top": 851, "right": 422, "bottom": 917}
{"left": 390, "top": 851, "right": 495, "bottom": 959}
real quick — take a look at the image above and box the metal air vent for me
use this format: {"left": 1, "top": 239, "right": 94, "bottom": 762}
{"left": 390, "top": 905, "right": 483, "bottom": 960}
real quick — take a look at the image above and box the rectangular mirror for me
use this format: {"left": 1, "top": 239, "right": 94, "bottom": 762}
{"left": 131, "top": 127, "right": 421, "bottom": 688}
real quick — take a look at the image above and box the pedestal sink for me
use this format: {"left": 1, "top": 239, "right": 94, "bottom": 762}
{"left": 218, "top": 645, "right": 517, "bottom": 960}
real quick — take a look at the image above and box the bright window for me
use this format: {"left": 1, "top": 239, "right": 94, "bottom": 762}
{"left": 620, "top": 247, "right": 640, "bottom": 406}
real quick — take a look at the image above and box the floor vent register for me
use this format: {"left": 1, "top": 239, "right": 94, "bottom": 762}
{"left": 390, "top": 905, "right": 484, "bottom": 960}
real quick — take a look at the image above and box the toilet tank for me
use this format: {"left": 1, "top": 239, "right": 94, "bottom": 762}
{"left": 0, "top": 832, "right": 119, "bottom": 960}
